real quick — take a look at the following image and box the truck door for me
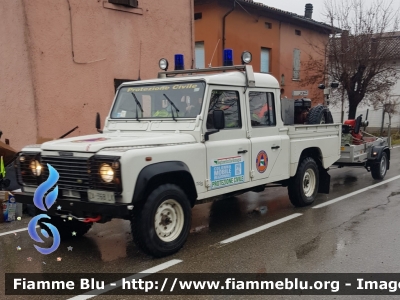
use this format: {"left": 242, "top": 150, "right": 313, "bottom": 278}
{"left": 246, "top": 90, "right": 284, "bottom": 182}
{"left": 204, "top": 87, "right": 251, "bottom": 191}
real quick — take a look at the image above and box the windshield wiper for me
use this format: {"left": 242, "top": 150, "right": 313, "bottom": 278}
{"left": 163, "top": 93, "right": 180, "bottom": 121}
{"left": 131, "top": 93, "right": 144, "bottom": 121}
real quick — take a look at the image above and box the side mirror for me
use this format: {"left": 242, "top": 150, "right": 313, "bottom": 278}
{"left": 96, "top": 113, "right": 103, "bottom": 134}
{"left": 213, "top": 110, "right": 225, "bottom": 130}
{"left": 205, "top": 110, "right": 225, "bottom": 141}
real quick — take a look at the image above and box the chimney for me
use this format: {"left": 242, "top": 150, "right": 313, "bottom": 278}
{"left": 305, "top": 3, "right": 313, "bottom": 19}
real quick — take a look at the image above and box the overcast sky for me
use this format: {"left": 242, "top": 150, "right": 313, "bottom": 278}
{"left": 256, "top": 0, "right": 400, "bottom": 24}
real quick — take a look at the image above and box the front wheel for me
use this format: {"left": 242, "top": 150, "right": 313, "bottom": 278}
{"left": 131, "top": 184, "right": 192, "bottom": 257}
{"left": 288, "top": 157, "right": 319, "bottom": 207}
{"left": 371, "top": 152, "right": 388, "bottom": 180}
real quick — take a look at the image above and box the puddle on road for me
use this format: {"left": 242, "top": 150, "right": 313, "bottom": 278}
{"left": 296, "top": 235, "right": 321, "bottom": 259}
{"left": 191, "top": 188, "right": 293, "bottom": 234}
{"left": 332, "top": 174, "right": 358, "bottom": 189}
{"left": 86, "top": 220, "right": 131, "bottom": 262}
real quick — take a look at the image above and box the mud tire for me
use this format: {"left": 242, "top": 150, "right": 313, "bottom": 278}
{"left": 131, "top": 184, "right": 191, "bottom": 258}
{"left": 371, "top": 152, "right": 388, "bottom": 180}
{"left": 288, "top": 157, "right": 319, "bottom": 207}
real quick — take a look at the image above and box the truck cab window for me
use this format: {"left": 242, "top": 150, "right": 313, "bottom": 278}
{"left": 249, "top": 92, "right": 276, "bottom": 127}
{"left": 207, "top": 90, "right": 241, "bottom": 129}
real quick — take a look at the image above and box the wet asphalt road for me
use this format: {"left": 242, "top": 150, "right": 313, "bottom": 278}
{"left": 1, "top": 147, "right": 400, "bottom": 300}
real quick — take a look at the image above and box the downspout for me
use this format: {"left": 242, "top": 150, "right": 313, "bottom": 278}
{"left": 190, "top": 0, "right": 194, "bottom": 68}
{"left": 21, "top": 0, "right": 39, "bottom": 142}
{"left": 222, "top": 0, "right": 236, "bottom": 51}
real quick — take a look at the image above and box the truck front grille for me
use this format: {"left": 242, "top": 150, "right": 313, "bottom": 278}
{"left": 42, "top": 156, "right": 90, "bottom": 192}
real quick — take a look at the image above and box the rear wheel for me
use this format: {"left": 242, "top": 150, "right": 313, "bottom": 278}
{"left": 371, "top": 152, "right": 388, "bottom": 180}
{"left": 288, "top": 157, "right": 319, "bottom": 207}
{"left": 131, "top": 184, "right": 192, "bottom": 257}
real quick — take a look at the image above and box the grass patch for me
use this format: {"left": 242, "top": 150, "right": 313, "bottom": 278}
{"left": 392, "top": 132, "right": 400, "bottom": 146}
{"left": 364, "top": 129, "right": 400, "bottom": 147}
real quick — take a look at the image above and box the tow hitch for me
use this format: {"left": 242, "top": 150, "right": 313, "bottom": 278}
{"left": 58, "top": 214, "right": 102, "bottom": 223}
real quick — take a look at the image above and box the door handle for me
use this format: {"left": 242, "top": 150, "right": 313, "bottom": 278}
{"left": 271, "top": 146, "right": 280, "bottom": 150}
{"left": 238, "top": 150, "right": 248, "bottom": 154}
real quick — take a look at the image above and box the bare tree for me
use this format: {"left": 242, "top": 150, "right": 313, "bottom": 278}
{"left": 302, "top": 0, "right": 400, "bottom": 119}
{"left": 372, "top": 90, "right": 399, "bottom": 144}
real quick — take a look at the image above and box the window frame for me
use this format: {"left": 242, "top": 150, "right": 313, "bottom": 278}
{"left": 206, "top": 89, "right": 242, "bottom": 130}
{"left": 108, "top": 0, "right": 138, "bottom": 8}
{"left": 110, "top": 80, "right": 206, "bottom": 120}
{"left": 260, "top": 47, "right": 271, "bottom": 73}
{"left": 195, "top": 41, "right": 205, "bottom": 69}
{"left": 293, "top": 48, "right": 301, "bottom": 80}
{"left": 248, "top": 91, "right": 277, "bottom": 128}
{"left": 194, "top": 12, "right": 203, "bottom": 20}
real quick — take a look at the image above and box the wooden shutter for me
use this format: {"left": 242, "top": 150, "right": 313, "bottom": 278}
{"left": 293, "top": 49, "right": 301, "bottom": 80}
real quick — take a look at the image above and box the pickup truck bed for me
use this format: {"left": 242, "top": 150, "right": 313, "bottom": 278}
{"left": 287, "top": 124, "right": 342, "bottom": 173}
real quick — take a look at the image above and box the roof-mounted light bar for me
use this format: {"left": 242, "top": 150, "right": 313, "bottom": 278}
{"left": 157, "top": 51, "right": 255, "bottom": 87}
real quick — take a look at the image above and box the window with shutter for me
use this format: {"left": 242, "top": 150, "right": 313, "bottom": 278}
{"left": 293, "top": 49, "right": 301, "bottom": 80}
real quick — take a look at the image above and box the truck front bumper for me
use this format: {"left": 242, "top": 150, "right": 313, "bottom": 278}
{"left": 13, "top": 192, "right": 133, "bottom": 220}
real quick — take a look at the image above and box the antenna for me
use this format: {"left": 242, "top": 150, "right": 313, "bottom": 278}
{"left": 208, "top": 39, "right": 220, "bottom": 68}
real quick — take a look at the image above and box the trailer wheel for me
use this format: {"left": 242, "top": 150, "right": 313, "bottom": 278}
{"left": 131, "top": 184, "right": 192, "bottom": 257}
{"left": 371, "top": 152, "right": 388, "bottom": 180}
{"left": 288, "top": 157, "right": 319, "bottom": 207}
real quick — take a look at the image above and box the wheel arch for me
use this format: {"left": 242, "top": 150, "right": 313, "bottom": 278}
{"left": 296, "top": 147, "right": 330, "bottom": 194}
{"left": 299, "top": 147, "right": 323, "bottom": 167}
{"left": 132, "top": 161, "right": 198, "bottom": 207}
{"left": 384, "top": 148, "right": 390, "bottom": 170}
{"left": 368, "top": 146, "right": 390, "bottom": 170}
{"left": 291, "top": 147, "right": 323, "bottom": 177}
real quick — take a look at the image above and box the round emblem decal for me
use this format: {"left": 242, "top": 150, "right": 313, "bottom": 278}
{"left": 256, "top": 150, "right": 268, "bottom": 173}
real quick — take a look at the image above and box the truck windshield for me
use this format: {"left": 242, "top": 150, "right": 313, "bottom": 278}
{"left": 111, "top": 81, "right": 206, "bottom": 119}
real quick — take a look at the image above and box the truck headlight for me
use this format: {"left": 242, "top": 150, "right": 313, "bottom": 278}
{"left": 29, "top": 160, "right": 42, "bottom": 176}
{"left": 99, "top": 163, "right": 114, "bottom": 183}
{"left": 90, "top": 156, "right": 122, "bottom": 193}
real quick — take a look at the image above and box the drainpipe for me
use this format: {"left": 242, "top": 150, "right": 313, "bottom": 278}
{"left": 222, "top": 0, "right": 236, "bottom": 51}
{"left": 190, "top": 0, "right": 194, "bottom": 68}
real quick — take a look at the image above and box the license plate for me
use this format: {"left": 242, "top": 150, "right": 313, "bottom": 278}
{"left": 341, "top": 146, "right": 345, "bottom": 151}
{"left": 87, "top": 190, "right": 115, "bottom": 204}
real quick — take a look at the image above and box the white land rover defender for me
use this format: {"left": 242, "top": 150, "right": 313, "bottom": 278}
{"left": 15, "top": 51, "right": 342, "bottom": 257}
